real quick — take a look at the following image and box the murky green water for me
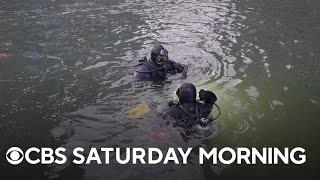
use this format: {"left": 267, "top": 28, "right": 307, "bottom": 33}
{"left": 0, "top": 0, "right": 319, "bottom": 179}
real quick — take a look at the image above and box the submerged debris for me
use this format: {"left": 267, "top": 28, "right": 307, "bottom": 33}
{"left": 149, "top": 131, "right": 169, "bottom": 140}
{"left": 127, "top": 102, "right": 150, "bottom": 119}
{"left": 0, "top": 50, "right": 10, "bottom": 58}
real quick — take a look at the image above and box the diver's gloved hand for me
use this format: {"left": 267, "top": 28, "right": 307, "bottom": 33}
{"left": 199, "top": 89, "right": 217, "bottom": 104}
{"left": 175, "top": 64, "right": 184, "bottom": 73}
{"left": 199, "top": 118, "right": 211, "bottom": 127}
{"left": 168, "top": 69, "right": 177, "bottom": 75}
{"left": 168, "top": 101, "right": 176, "bottom": 107}
{"left": 181, "top": 66, "right": 188, "bottom": 79}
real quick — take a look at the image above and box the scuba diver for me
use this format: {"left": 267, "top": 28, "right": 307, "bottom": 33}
{"left": 164, "top": 83, "right": 220, "bottom": 129}
{"left": 134, "top": 44, "right": 187, "bottom": 80}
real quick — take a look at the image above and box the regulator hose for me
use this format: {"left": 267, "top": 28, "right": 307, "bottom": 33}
{"left": 212, "top": 103, "right": 222, "bottom": 120}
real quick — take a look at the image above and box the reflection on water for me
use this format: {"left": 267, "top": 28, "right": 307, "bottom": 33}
{"left": 0, "top": 0, "right": 319, "bottom": 179}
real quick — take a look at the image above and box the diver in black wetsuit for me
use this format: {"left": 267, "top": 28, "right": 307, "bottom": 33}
{"left": 134, "top": 44, "right": 187, "bottom": 80}
{"left": 164, "top": 83, "right": 218, "bottom": 129}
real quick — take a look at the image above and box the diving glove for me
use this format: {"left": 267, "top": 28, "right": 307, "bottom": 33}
{"left": 199, "top": 118, "right": 211, "bottom": 127}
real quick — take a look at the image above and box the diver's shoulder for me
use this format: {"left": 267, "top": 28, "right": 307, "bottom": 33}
{"left": 135, "top": 58, "right": 156, "bottom": 72}
{"left": 165, "top": 104, "right": 181, "bottom": 118}
{"left": 135, "top": 63, "right": 152, "bottom": 72}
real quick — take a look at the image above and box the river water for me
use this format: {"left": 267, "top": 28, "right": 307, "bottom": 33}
{"left": 0, "top": 0, "right": 319, "bottom": 179}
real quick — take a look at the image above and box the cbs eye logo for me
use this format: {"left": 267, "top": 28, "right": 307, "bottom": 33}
{"left": 6, "top": 147, "right": 24, "bottom": 165}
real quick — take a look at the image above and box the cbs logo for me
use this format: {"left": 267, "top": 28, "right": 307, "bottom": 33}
{"left": 6, "top": 147, "right": 24, "bottom": 165}
{"left": 5, "top": 147, "right": 67, "bottom": 165}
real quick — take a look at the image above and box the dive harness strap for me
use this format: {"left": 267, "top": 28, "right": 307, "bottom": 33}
{"left": 174, "top": 102, "right": 221, "bottom": 126}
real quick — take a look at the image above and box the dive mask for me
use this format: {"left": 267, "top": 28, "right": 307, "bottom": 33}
{"left": 155, "top": 49, "right": 168, "bottom": 65}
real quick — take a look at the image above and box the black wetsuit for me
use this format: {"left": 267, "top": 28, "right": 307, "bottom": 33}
{"left": 164, "top": 100, "right": 214, "bottom": 128}
{"left": 134, "top": 58, "right": 186, "bottom": 80}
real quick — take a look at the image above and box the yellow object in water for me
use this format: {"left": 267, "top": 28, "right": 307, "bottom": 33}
{"left": 127, "top": 102, "right": 150, "bottom": 119}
